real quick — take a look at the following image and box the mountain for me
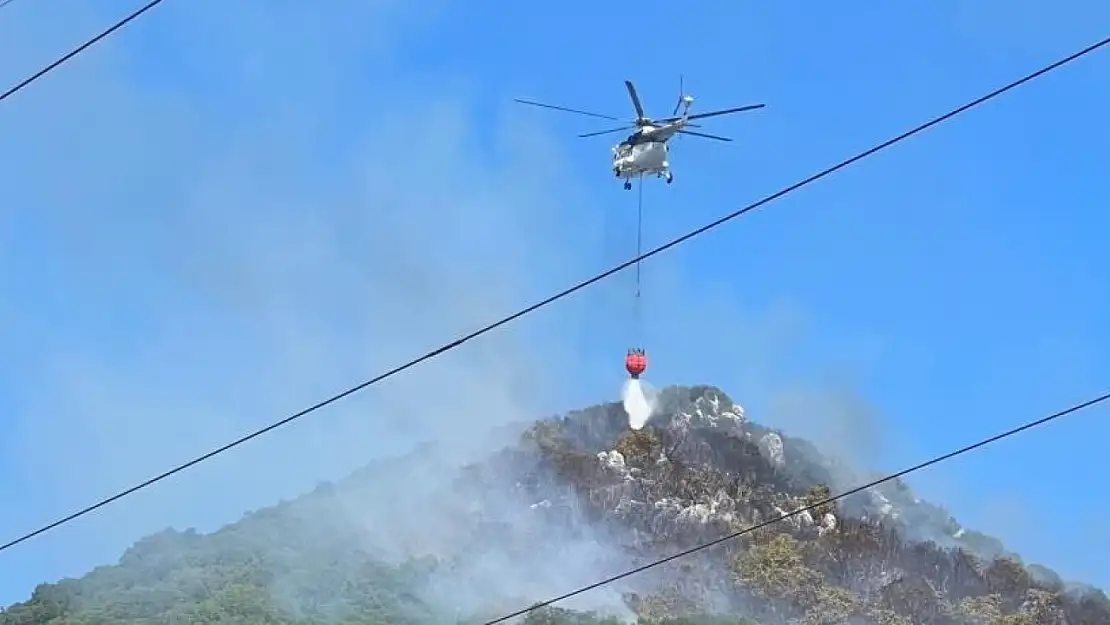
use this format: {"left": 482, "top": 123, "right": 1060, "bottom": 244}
{"left": 2, "top": 384, "right": 1108, "bottom": 624}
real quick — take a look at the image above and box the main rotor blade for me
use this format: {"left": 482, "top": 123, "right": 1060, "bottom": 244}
{"left": 684, "top": 104, "right": 765, "bottom": 121}
{"left": 678, "top": 129, "right": 732, "bottom": 142}
{"left": 513, "top": 98, "right": 620, "bottom": 121}
{"left": 624, "top": 80, "right": 646, "bottom": 121}
{"left": 578, "top": 126, "right": 632, "bottom": 138}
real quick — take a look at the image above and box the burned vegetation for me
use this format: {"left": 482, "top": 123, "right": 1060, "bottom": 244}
{"left": 2, "top": 385, "right": 1106, "bottom": 625}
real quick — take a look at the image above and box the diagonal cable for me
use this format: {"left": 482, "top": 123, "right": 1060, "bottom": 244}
{"left": 483, "top": 391, "right": 1110, "bottom": 624}
{"left": 1, "top": 35, "right": 1106, "bottom": 556}
{"left": 0, "top": 0, "right": 167, "bottom": 104}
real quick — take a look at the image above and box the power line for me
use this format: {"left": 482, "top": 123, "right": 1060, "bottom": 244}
{"left": 1, "top": 35, "right": 1106, "bottom": 557}
{"left": 482, "top": 391, "right": 1110, "bottom": 625}
{"left": 0, "top": 0, "right": 166, "bottom": 104}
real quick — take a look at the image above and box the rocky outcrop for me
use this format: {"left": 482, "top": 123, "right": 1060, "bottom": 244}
{"left": 500, "top": 385, "right": 1108, "bottom": 624}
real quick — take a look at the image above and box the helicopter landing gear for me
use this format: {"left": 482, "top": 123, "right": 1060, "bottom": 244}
{"left": 665, "top": 171, "right": 673, "bottom": 184}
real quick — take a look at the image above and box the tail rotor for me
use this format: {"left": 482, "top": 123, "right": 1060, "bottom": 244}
{"left": 671, "top": 75, "right": 694, "bottom": 118}
{"left": 671, "top": 75, "right": 695, "bottom": 146}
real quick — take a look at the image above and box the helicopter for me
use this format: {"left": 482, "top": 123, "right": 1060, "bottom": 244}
{"left": 514, "top": 78, "right": 764, "bottom": 189}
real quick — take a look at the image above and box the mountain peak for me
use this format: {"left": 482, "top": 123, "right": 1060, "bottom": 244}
{"left": 2, "top": 383, "right": 1107, "bottom": 624}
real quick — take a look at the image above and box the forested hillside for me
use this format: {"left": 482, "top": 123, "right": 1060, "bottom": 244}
{"left": 3, "top": 386, "right": 1107, "bottom": 624}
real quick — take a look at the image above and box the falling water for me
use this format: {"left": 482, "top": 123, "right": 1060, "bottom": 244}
{"left": 621, "top": 378, "right": 657, "bottom": 430}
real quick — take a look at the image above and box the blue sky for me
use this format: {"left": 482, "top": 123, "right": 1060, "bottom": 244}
{"left": 1, "top": 0, "right": 1109, "bottom": 607}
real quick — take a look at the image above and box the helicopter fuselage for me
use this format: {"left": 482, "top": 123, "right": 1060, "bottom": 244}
{"left": 612, "top": 139, "right": 670, "bottom": 185}
{"left": 624, "top": 121, "right": 684, "bottom": 146}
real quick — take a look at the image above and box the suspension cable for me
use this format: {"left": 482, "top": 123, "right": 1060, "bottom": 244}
{"left": 634, "top": 175, "right": 644, "bottom": 332}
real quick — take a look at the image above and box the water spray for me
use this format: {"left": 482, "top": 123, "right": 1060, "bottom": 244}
{"left": 621, "top": 375, "right": 655, "bottom": 431}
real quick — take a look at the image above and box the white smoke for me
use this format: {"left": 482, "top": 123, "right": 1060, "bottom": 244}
{"left": 621, "top": 378, "right": 657, "bottom": 430}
